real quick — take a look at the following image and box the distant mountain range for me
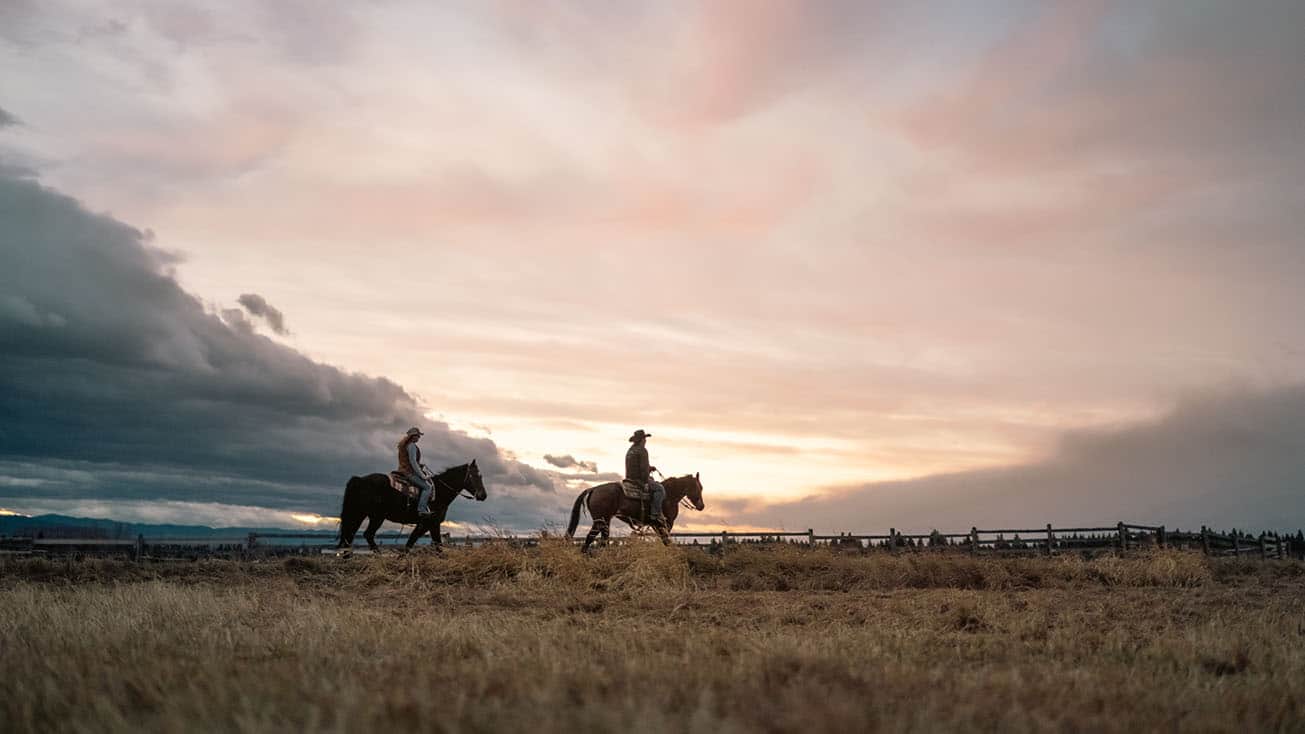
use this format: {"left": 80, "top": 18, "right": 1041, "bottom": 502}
{"left": 0, "top": 513, "right": 341, "bottom": 540}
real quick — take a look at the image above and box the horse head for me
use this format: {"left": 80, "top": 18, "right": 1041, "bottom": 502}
{"left": 680, "top": 471, "right": 705, "bottom": 511}
{"left": 465, "top": 459, "right": 487, "bottom": 502}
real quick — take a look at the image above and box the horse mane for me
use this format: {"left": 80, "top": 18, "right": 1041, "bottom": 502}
{"left": 432, "top": 462, "right": 470, "bottom": 480}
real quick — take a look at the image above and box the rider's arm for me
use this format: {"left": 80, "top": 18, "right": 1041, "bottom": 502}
{"left": 407, "top": 443, "right": 422, "bottom": 476}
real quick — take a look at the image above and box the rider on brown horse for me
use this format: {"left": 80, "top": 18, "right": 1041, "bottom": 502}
{"left": 626, "top": 429, "right": 666, "bottom": 530}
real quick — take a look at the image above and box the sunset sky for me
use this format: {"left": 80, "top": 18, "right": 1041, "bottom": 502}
{"left": 2, "top": 1, "right": 1303, "bottom": 533}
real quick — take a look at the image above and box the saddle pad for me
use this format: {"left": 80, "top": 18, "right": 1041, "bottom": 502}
{"left": 621, "top": 479, "right": 648, "bottom": 499}
{"left": 389, "top": 471, "right": 419, "bottom": 498}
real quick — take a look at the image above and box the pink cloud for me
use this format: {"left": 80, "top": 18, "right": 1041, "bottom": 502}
{"left": 897, "top": 0, "right": 1301, "bottom": 183}
{"left": 84, "top": 109, "right": 296, "bottom": 180}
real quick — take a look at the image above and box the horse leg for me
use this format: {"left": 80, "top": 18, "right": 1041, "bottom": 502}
{"left": 406, "top": 522, "right": 427, "bottom": 550}
{"left": 601, "top": 522, "right": 611, "bottom": 546}
{"left": 583, "top": 518, "right": 606, "bottom": 553}
{"left": 339, "top": 507, "right": 365, "bottom": 550}
{"left": 362, "top": 514, "right": 384, "bottom": 552}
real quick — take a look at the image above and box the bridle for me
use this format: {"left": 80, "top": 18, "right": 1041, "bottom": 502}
{"left": 654, "top": 469, "right": 702, "bottom": 512}
{"left": 430, "top": 465, "right": 482, "bottom": 500}
{"left": 457, "top": 465, "right": 482, "bottom": 500}
{"left": 672, "top": 477, "right": 704, "bottom": 512}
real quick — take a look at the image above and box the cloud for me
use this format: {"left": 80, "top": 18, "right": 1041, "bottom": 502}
{"left": 738, "top": 384, "right": 1305, "bottom": 533}
{"left": 3, "top": 0, "right": 1303, "bottom": 517}
{"left": 219, "top": 307, "right": 253, "bottom": 333}
{"left": 237, "top": 293, "right": 288, "bottom": 335}
{"left": 0, "top": 170, "right": 562, "bottom": 529}
{"left": 647, "top": 0, "right": 890, "bottom": 127}
{"left": 558, "top": 471, "right": 622, "bottom": 484}
{"left": 0, "top": 106, "right": 17, "bottom": 128}
{"left": 543, "top": 454, "right": 598, "bottom": 473}
{"left": 0, "top": 294, "right": 65, "bottom": 328}
{"left": 894, "top": 1, "right": 1305, "bottom": 240}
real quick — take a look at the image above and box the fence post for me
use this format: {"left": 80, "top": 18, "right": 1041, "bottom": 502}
{"left": 247, "top": 532, "right": 258, "bottom": 554}
{"left": 1157, "top": 525, "right": 1166, "bottom": 549}
{"left": 720, "top": 530, "right": 728, "bottom": 550}
{"left": 133, "top": 533, "right": 144, "bottom": 562}
{"left": 1045, "top": 524, "right": 1053, "bottom": 557}
{"left": 1117, "top": 522, "right": 1127, "bottom": 552}
{"left": 1259, "top": 533, "right": 1268, "bottom": 560}
{"left": 806, "top": 528, "right": 814, "bottom": 547}
{"left": 1200, "top": 526, "right": 1210, "bottom": 556}
{"left": 889, "top": 528, "right": 898, "bottom": 554}
{"left": 970, "top": 526, "right": 979, "bottom": 556}
{"left": 1233, "top": 529, "right": 1241, "bottom": 556}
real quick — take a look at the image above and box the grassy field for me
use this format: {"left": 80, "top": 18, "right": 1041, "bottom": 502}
{"left": 2, "top": 543, "right": 1303, "bottom": 733}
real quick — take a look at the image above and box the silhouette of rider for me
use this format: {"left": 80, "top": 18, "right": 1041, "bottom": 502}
{"left": 397, "top": 427, "right": 435, "bottom": 517}
{"left": 625, "top": 429, "right": 665, "bottom": 529}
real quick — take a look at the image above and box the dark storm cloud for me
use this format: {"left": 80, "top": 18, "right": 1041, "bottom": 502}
{"left": 543, "top": 454, "right": 598, "bottom": 473}
{"left": 741, "top": 385, "right": 1305, "bottom": 533}
{"left": 0, "top": 171, "right": 559, "bottom": 527}
{"left": 220, "top": 307, "right": 253, "bottom": 333}
{"left": 237, "top": 293, "right": 288, "bottom": 335}
{"left": 0, "top": 107, "right": 18, "bottom": 128}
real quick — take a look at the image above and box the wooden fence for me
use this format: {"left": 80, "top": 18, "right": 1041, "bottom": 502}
{"left": 0, "top": 521, "right": 1296, "bottom": 561}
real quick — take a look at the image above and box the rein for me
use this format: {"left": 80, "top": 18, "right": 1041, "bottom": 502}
{"left": 666, "top": 477, "right": 702, "bottom": 512}
{"left": 432, "top": 467, "right": 479, "bottom": 500}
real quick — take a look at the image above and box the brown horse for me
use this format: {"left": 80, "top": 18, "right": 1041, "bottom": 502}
{"left": 565, "top": 473, "right": 704, "bottom": 552}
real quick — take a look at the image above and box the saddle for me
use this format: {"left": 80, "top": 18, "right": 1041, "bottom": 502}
{"left": 389, "top": 472, "right": 421, "bottom": 499}
{"left": 618, "top": 480, "right": 659, "bottom": 529}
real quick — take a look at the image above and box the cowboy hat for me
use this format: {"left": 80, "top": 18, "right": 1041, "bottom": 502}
{"left": 629, "top": 429, "right": 652, "bottom": 442}
{"left": 406, "top": 426, "right": 423, "bottom": 437}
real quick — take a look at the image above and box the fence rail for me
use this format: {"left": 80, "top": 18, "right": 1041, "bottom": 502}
{"left": 0, "top": 521, "right": 1297, "bottom": 561}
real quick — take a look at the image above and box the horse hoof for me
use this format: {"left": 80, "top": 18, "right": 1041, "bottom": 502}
{"left": 336, "top": 549, "right": 353, "bottom": 559}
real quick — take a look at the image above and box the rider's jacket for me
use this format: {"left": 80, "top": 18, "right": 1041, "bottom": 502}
{"left": 625, "top": 442, "right": 650, "bottom": 486}
{"left": 397, "top": 435, "right": 422, "bottom": 477}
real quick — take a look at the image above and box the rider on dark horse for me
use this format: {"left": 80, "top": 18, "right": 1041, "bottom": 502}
{"left": 397, "top": 427, "right": 434, "bottom": 517}
{"left": 626, "top": 429, "right": 666, "bottom": 531}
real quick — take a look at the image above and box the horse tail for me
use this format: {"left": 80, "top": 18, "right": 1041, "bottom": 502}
{"left": 565, "top": 489, "right": 591, "bottom": 538}
{"left": 340, "top": 476, "right": 359, "bottom": 518}
{"left": 337, "top": 476, "right": 366, "bottom": 547}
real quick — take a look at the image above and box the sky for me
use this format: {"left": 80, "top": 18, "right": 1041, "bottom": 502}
{"left": 1, "top": 1, "right": 1303, "bottom": 533}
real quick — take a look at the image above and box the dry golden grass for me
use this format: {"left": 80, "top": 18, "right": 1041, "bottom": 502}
{"left": 2, "top": 544, "right": 1303, "bottom": 733}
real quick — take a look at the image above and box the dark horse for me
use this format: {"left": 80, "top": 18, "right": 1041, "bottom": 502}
{"left": 565, "top": 473, "right": 704, "bottom": 552}
{"left": 337, "top": 461, "right": 487, "bottom": 554}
